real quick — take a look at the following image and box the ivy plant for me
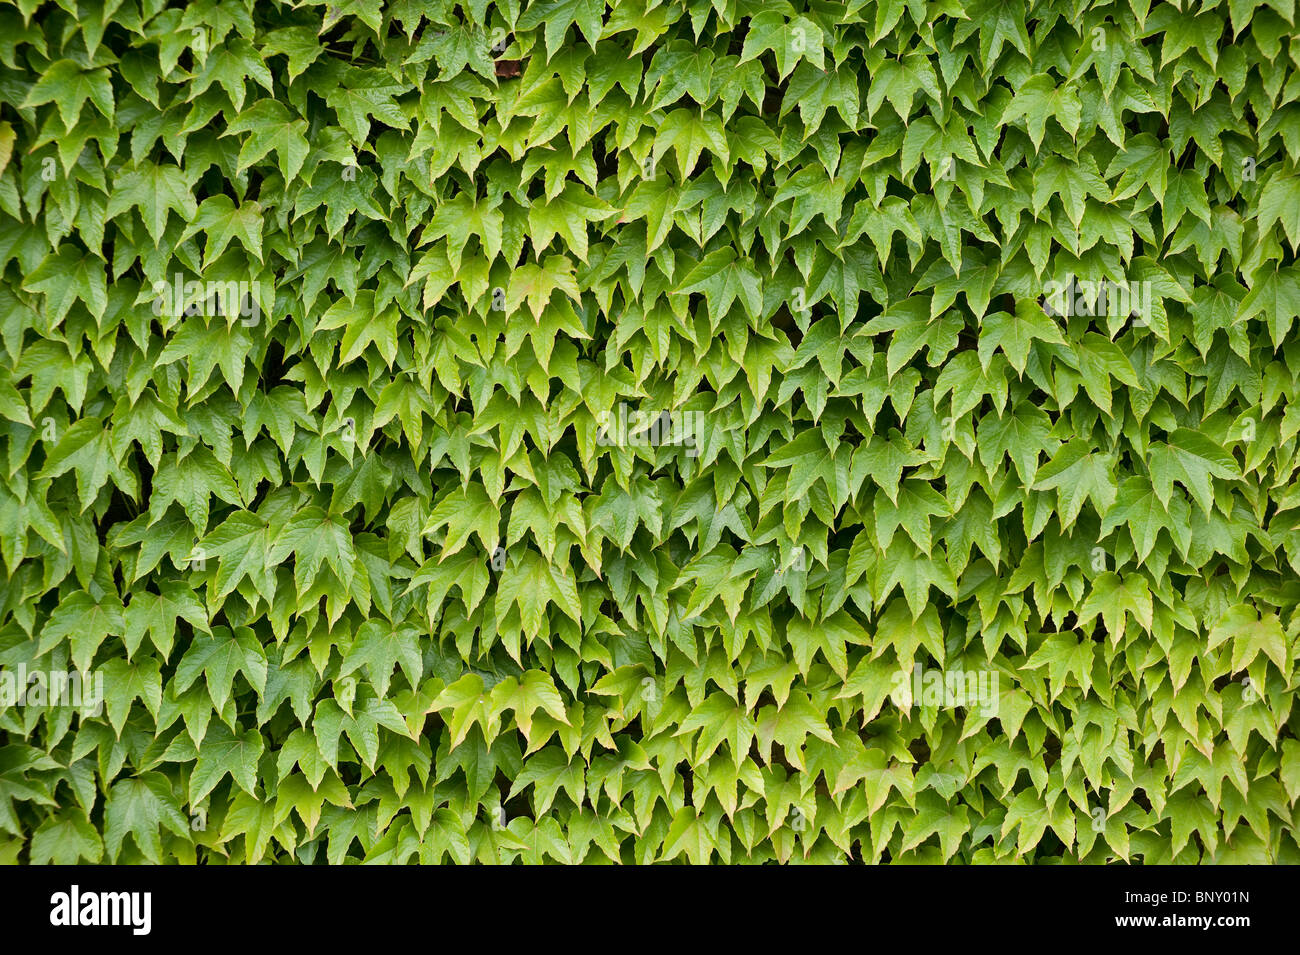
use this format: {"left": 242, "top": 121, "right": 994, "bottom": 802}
{"left": 0, "top": 0, "right": 1298, "bottom": 864}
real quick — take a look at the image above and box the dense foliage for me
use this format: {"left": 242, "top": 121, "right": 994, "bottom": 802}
{"left": 1, "top": 0, "right": 1299, "bottom": 864}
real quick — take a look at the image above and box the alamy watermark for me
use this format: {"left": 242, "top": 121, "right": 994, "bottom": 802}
{"left": 151, "top": 274, "right": 261, "bottom": 325}
{"left": 890, "top": 663, "right": 999, "bottom": 717}
{"left": 596, "top": 402, "right": 701, "bottom": 457}
{"left": 50, "top": 885, "right": 151, "bottom": 935}
{"left": 0, "top": 666, "right": 104, "bottom": 716}
{"left": 1042, "top": 276, "right": 1152, "bottom": 327}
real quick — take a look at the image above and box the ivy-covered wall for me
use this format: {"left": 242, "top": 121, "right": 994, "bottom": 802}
{"left": 2, "top": 0, "right": 1299, "bottom": 863}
